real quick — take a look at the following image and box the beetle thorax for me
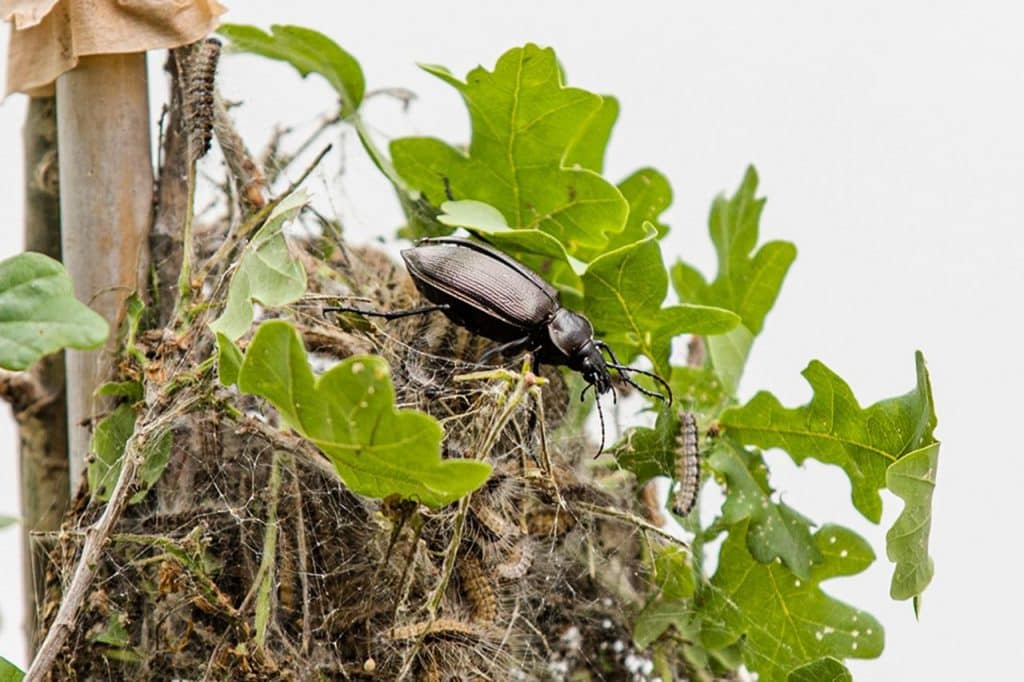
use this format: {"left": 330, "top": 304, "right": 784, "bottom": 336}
{"left": 547, "top": 308, "right": 612, "bottom": 394}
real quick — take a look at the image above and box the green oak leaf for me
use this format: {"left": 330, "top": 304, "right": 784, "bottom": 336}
{"left": 583, "top": 228, "right": 739, "bottom": 376}
{"left": 87, "top": 404, "right": 173, "bottom": 505}
{"left": 670, "top": 365, "right": 730, "bottom": 415}
{"left": 612, "top": 407, "right": 679, "bottom": 484}
{"left": 719, "top": 352, "right": 937, "bottom": 526}
{"left": 886, "top": 441, "right": 939, "bottom": 601}
{"left": 209, "top": 190, "right": 308, "bottom": 341}
{"left": 0, "top": 657, "right": 24, "bottom": 682}
{"left": 236, "top": 321, "right": 491, "bottom": 507}
{"left": 654, "top": 544, "right": 697, "bottom": 601}
{"left": 702, "top": 523, "right": 884, "bottom": 682}
{"left": 0, "top": 252, "right": 109, "bottom": 371}
{"left": 708, "top": 441, "right": 821, "bottom": 578}
{"left": 607, "top": 167, "right": 672, "bottom": 250}
{"left": 788, "top": 657, "right": 852, "bottom": 682}
{"left": 672, "top": 166, "right": 796, "bottom": 336}
{"left": 217, "top": 24, "right": 365, "bottom": 115}
{"left": 633, "top": 545, "right": 698, "bottom": 648}
{"left": 391, "top": 44, "right": 627, "bottom": 255}
{"left": 634, "top": 599, "right": 699, "bottom": 650}
{"left": 705, "top": 324, "right": 754, "bottom": 396}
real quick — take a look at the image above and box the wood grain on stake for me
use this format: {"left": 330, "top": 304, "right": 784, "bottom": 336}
{"left": 56, "top": 53, "right": 152, "bottom": 484}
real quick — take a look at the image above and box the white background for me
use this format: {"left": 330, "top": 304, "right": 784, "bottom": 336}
{"left": 2, "top": 2, "right": 1022, "bottom": 679}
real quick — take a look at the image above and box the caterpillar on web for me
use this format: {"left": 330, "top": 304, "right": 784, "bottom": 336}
{"left": 671, "top": 411, "right": 700, "bottom": 517}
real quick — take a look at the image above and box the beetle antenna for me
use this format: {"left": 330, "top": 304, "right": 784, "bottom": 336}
{"left": 593, "top": 394, "right": 606, "bottom": 457}
{"left": 324, "top": 303, "right": 450, "bottom": 321}
{"left": 606, "top": 363, "right": 673, "bottom": 404}
{"left": 578, "top": 383, "right": 607, "bottom": 456}
{"left": 595, "top": 341, "right": 673, "bottom": 405}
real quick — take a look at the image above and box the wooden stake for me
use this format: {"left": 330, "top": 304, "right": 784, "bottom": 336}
{"left": 56, "top": 53, "right": 152, "bottom": 486}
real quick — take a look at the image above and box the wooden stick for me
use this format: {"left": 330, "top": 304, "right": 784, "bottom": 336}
{"left": 56, "top": 53, "right": 153, "bottom": 484}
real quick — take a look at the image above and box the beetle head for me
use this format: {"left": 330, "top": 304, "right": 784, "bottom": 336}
{"left": 548, "top": 308, "right": 612, "bottom": 394}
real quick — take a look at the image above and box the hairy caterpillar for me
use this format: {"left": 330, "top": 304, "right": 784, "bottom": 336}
{"left": 671, "top": 411, "right": 700, "bottom": 517}
{"left": 182, "top": 38, "right": 221, "bottom": 161}
{"left": 386, "top": 618, "right": 480, "bottom": 641}
{"left": 495, "top": 537, "right": 534, "bottom": 580}
{"left": 457, "top": 555, "right": 499, "bottom": 623}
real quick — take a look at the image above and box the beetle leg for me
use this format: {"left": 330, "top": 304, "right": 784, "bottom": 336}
{"left": 477, "top": 336, "right": 531, "bottom": 366}
{"left": 323, "top": 303, "right": 450, "bottom": 321}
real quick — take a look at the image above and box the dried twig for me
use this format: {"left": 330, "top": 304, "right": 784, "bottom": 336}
{"left": 213, "top": 90, "right": 266, "bottom": 208}
{"left": 575, "top": 501, "right": 690, "bottom": 549}
{"left": 253, "top": 451, "right": 283, "bottom": 648}
{"left": 262, "top": 112, "right": 342, "bottom": 186}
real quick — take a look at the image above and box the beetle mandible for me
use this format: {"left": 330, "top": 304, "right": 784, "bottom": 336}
{"left": 325, "top": 237, "right": 672, "bottom": 453}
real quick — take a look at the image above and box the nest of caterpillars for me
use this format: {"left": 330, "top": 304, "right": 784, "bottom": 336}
{"left": 32, "top": 235, "right": 678, "bottom": 681}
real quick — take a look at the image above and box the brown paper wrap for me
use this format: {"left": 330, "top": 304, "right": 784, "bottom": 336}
{"left": 3, "top": 0, "right": 226, "bottom": 97}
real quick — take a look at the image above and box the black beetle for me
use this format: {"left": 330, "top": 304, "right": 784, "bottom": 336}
{"left": 326, "top": 237, "right": 672, "bottom": 453}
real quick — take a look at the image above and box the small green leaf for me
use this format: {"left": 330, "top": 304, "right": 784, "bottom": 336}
{"left": 721, "top": 352, "right": 937, "bottom": 524}
{"left": 0, "top": 657, "right": 24, "bottom": 682}
{"left": 788, "top": 657, "right": 852, "bottom": 682}
{"left": 708, "top": 441, "right": 821, "bottom": 578}
{"left": 583, "top": 229, "right": 739, "bottom": 375}
{"left": 702, "top": 523, "right": 884, "bottom": 682}
{"left": 139, "top": 432, "right": 173, "bottom": 502}
{"left": 88, "top": 404, "right": 137, "bottom": 500}
{"left": 92, "top": 613, "right": 130, "bottom": 647}
{"left": 886, "top": 441, "right": 939, "bottom": 601}
{"left": 392, "top": 44, "right": 628, "bottom": 255}
{"left": 88, "top": 405, "right": 172, "bottom": 505}
{"left": 95, "top": 381, "right": 143, "bottom": 402}
{"left": 671, "top": 167, "right": 796, "bottom": 336}
{"left": 437, "top": 200, "right": 510, "bottom": 233}
{"left": 0, "top": 252, "right": 109, "bottom": 370}
{"left": 217, "top": 24, "right": 365, "bottom": 115}
{"left": 209, "top": 191, "right": 308, "bottom": 341}
{"left": 0, "top": 516, "right": 18, "bottom": 529}
{"left": 612, "top": 407, "right": 679, "bottom": 484}
{"left": 237, "top": 321, "right": 491, "bottom": 507}
{"left": 216, "top": 333, "right": 244, "bottom": 387}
